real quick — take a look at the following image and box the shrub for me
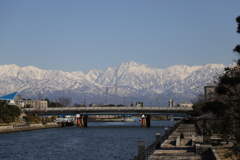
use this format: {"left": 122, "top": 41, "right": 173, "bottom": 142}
{"left": 3, "top": 116, "right": 13, "bottom": 123}
{"left": 51, "top": 115, "right": 57, "bottom": 122}
{"left": 23, "top": 115, "right": 40, "bottom": 123}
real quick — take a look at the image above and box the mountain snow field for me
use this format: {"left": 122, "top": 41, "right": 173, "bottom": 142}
{"left": 0, "top": 62, "right": 226, "bottom": 106}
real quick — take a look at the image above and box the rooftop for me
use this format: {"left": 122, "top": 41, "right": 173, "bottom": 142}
{"left": 0, "top": 92, "right": 18, "bottom": 101}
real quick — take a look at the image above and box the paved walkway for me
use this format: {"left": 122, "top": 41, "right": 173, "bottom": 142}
{"left": 148, "top": 123, "right": 203, "bottom": 160}
{"left": 214, "top": 145, "right": 238, "bottom": 160}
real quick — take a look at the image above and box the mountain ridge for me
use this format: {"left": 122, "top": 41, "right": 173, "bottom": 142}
{"left": 0, "top": 62, "right": 226, "bottom": 106}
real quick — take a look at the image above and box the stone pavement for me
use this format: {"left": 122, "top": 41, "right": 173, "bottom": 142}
{"left": 148, "top": 123, "right": 203, "bottom": 160}
{"left": 214, "top": 145, "right": 238, "bottom": 160}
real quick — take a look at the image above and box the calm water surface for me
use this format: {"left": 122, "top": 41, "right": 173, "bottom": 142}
{"left": 0, "top": 121, "right": 173, "bottom": 160}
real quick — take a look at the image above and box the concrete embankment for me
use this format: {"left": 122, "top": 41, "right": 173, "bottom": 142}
{"left": 0, "top": 123, "right": 62, "bottom": 134}
{"left": 148, "top": 121, "right": 219, "bottom": 160}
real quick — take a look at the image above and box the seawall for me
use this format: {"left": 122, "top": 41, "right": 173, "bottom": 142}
{"left": 0, "top": 123, "right": 62, "bottom": 134}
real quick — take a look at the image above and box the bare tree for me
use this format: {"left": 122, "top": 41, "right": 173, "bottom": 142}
{"left": 191, "top": 93, "right": 206, "bottom": 116}
{"left": 57, "top": 97, "right": 72, "bottom": 107}
{"left": 73, "top": 103, "right": 85, "bottom": 107}
{"left": 191, "top": 93, "right": 205, "bottom": 105}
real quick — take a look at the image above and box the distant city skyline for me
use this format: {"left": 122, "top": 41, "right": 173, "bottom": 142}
{"left": 0, "top": 1, "right": 239, "bottom": 73}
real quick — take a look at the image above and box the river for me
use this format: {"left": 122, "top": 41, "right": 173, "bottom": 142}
{"left": 0, "top": 120, "right": 174, "bottom": 160}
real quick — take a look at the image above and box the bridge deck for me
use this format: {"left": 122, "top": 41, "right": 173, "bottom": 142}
{"left": 24, "top": 107, "right": 193, "bottom": 116}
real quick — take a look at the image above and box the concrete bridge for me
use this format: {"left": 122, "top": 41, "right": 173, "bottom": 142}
{"left": 24, "top": 106, "right": 193, "bottom": 127}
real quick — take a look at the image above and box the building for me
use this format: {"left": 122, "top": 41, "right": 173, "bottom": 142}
{"left": 131, "top": 101, "right": 144, "bottom": 107}
{"left": 0, "top": 92, "right": 23, "bottom": 107}
{"left": 89, "top": 104, "right": 97, "bottom": 107}
{"left": 24, "top": 100, "right": 48, "bottom": 109}
{"left": 177, "top": 101, "right": 193, "bottom": 108}
{"left": 204, "top": 85, "right": 216, "bottom": 101}
{"left": 0, "top": 92, "right": 48, "bottom": 109}
{"left": 169, "top": 99, "right": 175, "bottom": 107}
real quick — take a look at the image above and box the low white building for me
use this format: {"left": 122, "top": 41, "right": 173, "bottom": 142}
{"left": 177, "top": 101, "right": 193, "bottom": 108}
{"left": 0, "top": 92, "right": 48, "bottom": 109}
{"left": 24, "top": 100, "right": 48, "bottom": 109}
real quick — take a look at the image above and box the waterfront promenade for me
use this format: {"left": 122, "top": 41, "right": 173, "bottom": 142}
{"left": 148, "top": 122, "right": 204, "bottom": 160}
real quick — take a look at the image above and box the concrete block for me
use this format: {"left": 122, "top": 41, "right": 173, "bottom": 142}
{"left": 195, "top": 144, "right": 211, "bottom": 154}
{"left": 176, "top": 136, "right": 180, "bottom": 146}
{"left": 192, "top": 138, "right": 195, "bottom": 146}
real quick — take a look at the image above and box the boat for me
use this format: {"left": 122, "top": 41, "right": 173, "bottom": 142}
{"left": 121, "top": 116, "right": 140, "bottom": 122}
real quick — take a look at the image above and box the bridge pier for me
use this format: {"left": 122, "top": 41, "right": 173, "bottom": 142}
{"left": 61, "top": 122, "right": 74, "bottom": 127}
{"left": 77, "top": 116, "right": 81, "bottom": 127}
{"left": 141, "top": 115, "right": 151, "bottom": 127}
{"left": 77, "top": 115, "right": 88, "bottom": 127}
{"left": 141, "top": 114, "right": 146, "bottom": 127}
{"left": 83, "top": 115, "right": 88, "bottom": 127}
{"left": 146, "top": 115, "right": 151, "bottom": 127}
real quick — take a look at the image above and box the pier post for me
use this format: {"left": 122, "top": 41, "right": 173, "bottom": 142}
{"left": 169, "top": 125, "right": 174, "bottom": 134}
{"left": 156, "top": 132, "right": 161, "bottom": 149}
{"left": 164, "top": 127, "right": 169, "bottom": 137}
{"left": 138, "top": 140, "right": 146, "bottom": 160}
{"left": 176, "top": 136, "right": 180, "bottom": 146}
{"left": 164, "top": 127, "right": 168, "bottom": 134}
{"left": 192, "top": 135, "right": 196, "bottom": 146}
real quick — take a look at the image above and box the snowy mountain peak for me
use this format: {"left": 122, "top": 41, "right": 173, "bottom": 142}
{"left": 0, "top": 62, "right": 226, "bottom": 105}
{"left": 121, "top": 61, "right": 143, "bottom": 67}
{"left": 0, "top": 64, "right": 20, "bottom": 72}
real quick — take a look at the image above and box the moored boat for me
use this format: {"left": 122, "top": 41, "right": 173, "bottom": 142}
{"left": 121, "top": 116, "right": 140, "bottom": 122}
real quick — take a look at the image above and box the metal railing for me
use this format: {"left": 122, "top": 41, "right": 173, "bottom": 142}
{"left": 132, "top": 119, "right": 184, "bottom": 160}
{"left": 12, "top": 123, "right": 29, "bottom": 127}
{"left": 145, "top": 138, "right": 161, "bottom": 159}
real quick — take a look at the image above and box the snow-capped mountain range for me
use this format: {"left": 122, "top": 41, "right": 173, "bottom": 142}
{"left": 0, "top": 62, "right": 226, "bottom": 106}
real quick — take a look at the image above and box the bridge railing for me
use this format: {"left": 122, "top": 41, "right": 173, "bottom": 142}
{"left": 24, "top": 107, "right": 193, "bottom": 113}
{"left": 132, "top": 119, "right": 184, "bottom": 160}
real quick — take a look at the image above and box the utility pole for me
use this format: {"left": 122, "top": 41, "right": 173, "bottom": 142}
{"left": 82, "top": 98, "right": 86, "bottom": 106}
{"left": 55, "top": 98, "right": 58, "bottom": 107}
{"left": 115, "top": 84, "right": 118, "bottom": 106}
{"left": 105, "top": 87, "right": 108, "bottom": 105}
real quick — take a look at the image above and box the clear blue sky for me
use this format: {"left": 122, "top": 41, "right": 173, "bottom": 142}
{"left": 0, "top": 0, "right": 239, "bottom": 73}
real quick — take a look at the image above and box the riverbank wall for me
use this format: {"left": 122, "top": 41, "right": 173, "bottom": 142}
{"left": 135, "top": 119, "right": 222, "bottom": 160}
{"left": 0, "top": 122, "right": 62, "bottom": 134}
